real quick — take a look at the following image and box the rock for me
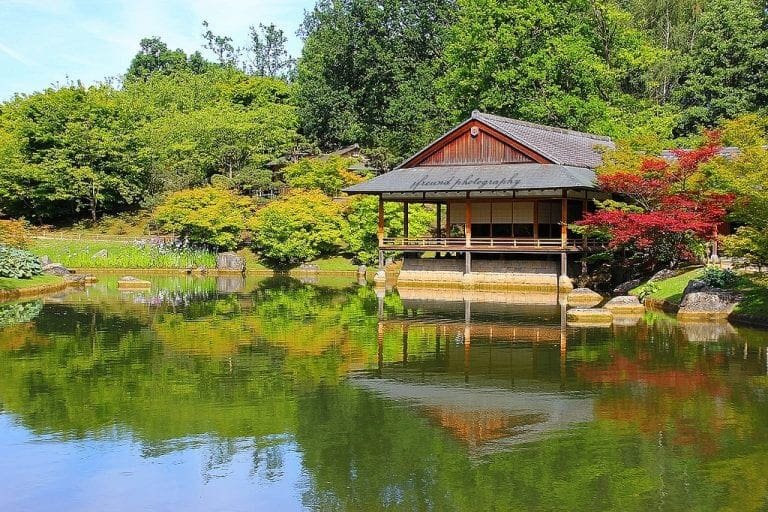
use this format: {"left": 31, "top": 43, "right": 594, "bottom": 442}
{"left": 682, "top": 279, "right": 708, "bottom": 296}
{"left": 216, "top": 252, "right": 245, "bottom": 272}
{"left": 649, "top": 268, "right": 682, "bottom": 282}
{"left": 63, "top": 274, "right": 87, "bottom": 285}
{"left": 92, "top": 249, "right": 108, "bottom": 259}
{"left": 39, "top": 255, "right": 51, "bottom": 266}
{"left": 42, "top": 263, "right": 70, "bottom": 276}
{"left": 613, "top": 279, "right": 642, "bottom": 296}
{"left": 117, "top": 276, "right": 151, "bottom": 290}
{"left": 604, "top": 295, "right": 645, "bottom": 315}
{"left": 678, "top": 290, "right": 741, "bottom": 320}
{"left": 567, "top": 308, "right": 613, "bottom": 326}
{"left": 567, "top": 288, "right": 604, "bottom": 308}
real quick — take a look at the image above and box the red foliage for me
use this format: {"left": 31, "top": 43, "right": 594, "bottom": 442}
{"left": 581, "top": 135, "right": 733, "bottom": 268}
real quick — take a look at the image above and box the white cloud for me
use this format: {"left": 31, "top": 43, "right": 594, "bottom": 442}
{"left": 0, "top": 42, "right": 36, "bottom": 67}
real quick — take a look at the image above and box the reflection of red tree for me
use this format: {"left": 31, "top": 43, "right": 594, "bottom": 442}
{"left": 423, "top": 407, "right": 545, "bottom": 449}
{"left": 578, "top": 354, "right": 730, "bottom": 456}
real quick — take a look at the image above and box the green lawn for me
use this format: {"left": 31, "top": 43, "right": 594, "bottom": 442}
{"left": 731, "top": 275, "right": 768, "bottom": 318}
{"left": 631, "top": 268, "right": 704, "bottom": 305}
{"left": 30, "top": 239, "right": 217, "bottom": 269}
{"left": 0, "top": 274, "right": 63, "bottom": 292}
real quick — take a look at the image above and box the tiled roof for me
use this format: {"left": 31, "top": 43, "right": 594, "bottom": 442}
{"left": 471, "top": 112, "right": 614, "bottom": 168}
{"left": 344, "top": 164, "right": 597, "bottom": 194}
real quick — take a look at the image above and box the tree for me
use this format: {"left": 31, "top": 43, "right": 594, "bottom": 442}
{"left": 152, "top": 187, "right": 255, "bottom": 250}
{"left": 672, "top": 0, "right": 768, "bottom": 133}
{"left": 250, "top": 190, "right": 347, "bottom": 269}
{"left": 344, "top": 196, "right": 433, "bottom": 264}
{"left": 294, "top": 0, "right": 457, "bottom": 158}
{"left": 283, "top": 156, "right": 366, "bottom": 196}
{"left": 0, "top": 85, "right": 146, "bottom": 222}
{"left": 201, "top": 20, "right": 239, "bottom": 66}
{"left": 125, "top": 37, "right": 207, "bottom": 82}
{"left": 579, "top": 131, "right": 732, "bottom": 271}
{"left": 437, "top": 0, "right": 662, "bottom": 136}
{"left": 245, "top": 24, "right": 295, "bottom": 78}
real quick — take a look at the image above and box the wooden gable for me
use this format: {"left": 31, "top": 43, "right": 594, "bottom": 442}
{"left": 402, "top": 120, "right": 551, "bottom": 168}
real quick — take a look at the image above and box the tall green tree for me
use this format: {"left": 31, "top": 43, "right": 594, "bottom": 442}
{"left": 672, "top": 0, "right": 768, "bottom": 133}
{"left": 245, "top": 23, "right": 295, "bottom": 79}
{"left": 437, "top": 0, "right": 662, "bottom": 136}
{"left": 294, "top": 0, "right": 457, "bottom": 158}
{"left": 0, "top": 85, "right": 145, "bottom": 222}
{"left": 125, "top": 37, "right": 208, "bottom": 82}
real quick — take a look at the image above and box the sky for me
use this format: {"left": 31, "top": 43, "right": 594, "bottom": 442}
{"left": 0, "top": 0, "right": 314, "bottom": 100}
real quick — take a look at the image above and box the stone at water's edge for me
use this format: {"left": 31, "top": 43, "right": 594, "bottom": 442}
{"left": 567, "top": 308, "right": 613, "bottom": 326}
{"left": 678, "top": 291, "right": 740, "bottom": 320}
{"left": 42, "top": 263, "right": 70, "bottom": 276}
{"left": 613, "top": 279, "right": 642, "bottom": 296}
{"left": 117, "top": 276, "right": 151, "bottom": 289}
{"left": 567, "top": 288, "right": 603, "bottom": 307}
{"left": 216, "top": 252, "right": 245, "bottom": 272}
{"left": 604, "top": 295, "right": 645, "bottom": 314}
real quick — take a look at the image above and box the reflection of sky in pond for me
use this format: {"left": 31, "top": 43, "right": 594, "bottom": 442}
{"left": 1, "top": 274, "right": 768, "bottom": 511}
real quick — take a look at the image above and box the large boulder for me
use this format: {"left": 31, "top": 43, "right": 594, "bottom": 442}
{"left": 567, "top": 288, "right": 604, "bottom": 308}
{"left": 42, "top": 263, "right": 70, "bottom": 276}
{"left": 604, "top": 295, "right": 645, "bottom": 315}
{"left": 678, "top": 290, "right": 741, "bottom": 320}
{"left": 216, "top": 252, "right": 245, "bottom": 272}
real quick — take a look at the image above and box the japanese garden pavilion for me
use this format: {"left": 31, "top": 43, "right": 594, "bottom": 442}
{"left": 344, "top": 111, "right": 613, "bottom": 280}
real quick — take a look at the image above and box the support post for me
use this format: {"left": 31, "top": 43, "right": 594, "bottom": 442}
{"left": 561, "top": 190, "right": 568, "bottom": 249}
{"left": 561, "top": 252, "right": 568, "bottom": 278}
{"left": 403, "top": 202, "right": 410, "bottom": 239}
{"left": 377, "top": 196, "right": 385, "bottom": 246}
{"left": 378, "top": 250, "right": 384, "bottom": 271}
{"left": 465, "top": 196, "right": 472, "bottom": 247}
{"left": 436, "top": 203, "right": 442, "bottom": 239}
{"left": 465, "top": 251, "right": 472, "bottom": 275}
{"left": 582, "top": 194, "right": 589, "bottom": 250}
{"left": 711, "top": 225, "right": 720, "bottom": 265}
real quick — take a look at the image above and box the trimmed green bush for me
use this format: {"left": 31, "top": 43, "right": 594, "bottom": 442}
{"left": 699, "top": 266, "right": 739, "bottom": 289}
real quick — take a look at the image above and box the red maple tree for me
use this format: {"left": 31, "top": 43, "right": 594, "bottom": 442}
{"left": 579, "top": 132, "right": 733, "bottom": 270}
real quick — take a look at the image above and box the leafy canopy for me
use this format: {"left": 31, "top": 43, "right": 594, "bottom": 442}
{"left": 152, "top": 187, "right": 256, "bottom": 250}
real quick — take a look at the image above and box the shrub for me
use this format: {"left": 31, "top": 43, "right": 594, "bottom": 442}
{"left": 699, "top": 265, "right": 739, "bottom": 289}
{"left": 250, "top": 190, "right": 346, "bottom": 269}
{"left": 0, "top": 219, "right": 32, "bottom": 248}
{"left": 0, "top": 245, "right": 42, "bottom": 279}
{"left": 637, "top": 282, "right": 659, "bottom": 302}
{"left": 283, "top": 156, "right": 366, "bottom": 196}
{"left": 152, "top": 187, "right": 255, "bottom": 250}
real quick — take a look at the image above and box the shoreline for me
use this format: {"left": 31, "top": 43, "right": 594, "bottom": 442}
{"left": 0, "top": 278, "right": 68, "bottom": 302}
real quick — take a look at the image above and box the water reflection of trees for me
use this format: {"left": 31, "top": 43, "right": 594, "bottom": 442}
{"left": 2, "top": 279, "right": 768, "bottom": 509}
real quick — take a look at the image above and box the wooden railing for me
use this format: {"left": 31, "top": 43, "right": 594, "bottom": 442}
{"left": 381, "top": 237, "right": 604, "bottom": 250}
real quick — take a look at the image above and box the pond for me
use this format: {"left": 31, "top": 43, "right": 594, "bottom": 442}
{"left": 1, "top": 274, "right": 768, "bottom": 511}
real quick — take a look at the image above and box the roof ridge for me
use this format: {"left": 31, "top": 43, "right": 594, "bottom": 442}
{"left": 471, "top": 111, "right": 613, "bottom": 143}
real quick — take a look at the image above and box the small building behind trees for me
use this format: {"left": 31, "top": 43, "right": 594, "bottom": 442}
{"left": 344, "top": 111, "right": 614, "bottom": 291}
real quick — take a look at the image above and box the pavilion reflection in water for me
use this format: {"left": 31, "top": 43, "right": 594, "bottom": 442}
{"left": 359, "top": 289, "right": 594, "bottom": 454}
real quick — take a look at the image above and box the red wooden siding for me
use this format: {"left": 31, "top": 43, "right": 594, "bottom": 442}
{"left": 403, "top": 121, "right": 550, "bottom": 168}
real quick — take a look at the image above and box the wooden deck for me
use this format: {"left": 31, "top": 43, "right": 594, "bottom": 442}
{"left": 381, "top": 237, "right": 601, "bottom": 253}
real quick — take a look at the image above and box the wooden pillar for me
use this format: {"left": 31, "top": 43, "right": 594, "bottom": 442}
{"left": 465, "top": 251, "right": 472, "bottom": 274}
{"left": 446, "top": 202, "right": 451, "bottom": 237}
{"left": 377, "top": 195, "right": 385, "bottom": 246}
{"left": 561, "top": 252, "right": 568, "bottom": 278}
{"left": 533, "top": 200, "right": 539, "bottom": 241}
{"left": 403, "top": 202, "right": 410, "bottom": 239}
{"left": 436, "top": 203, "right": 442, "bottom": 238}
{"left": 582, "top": 194, "right": 589, "bottom": 250}
{"left": 465, "top": 196, "right": 472, "bottom": 247}
{"left": 561, "top": 190, "right": 568, "bottom": 248}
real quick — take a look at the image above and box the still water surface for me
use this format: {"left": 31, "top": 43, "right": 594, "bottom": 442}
{"left": 1, "top": 274, "right": 768, "bottom": 511}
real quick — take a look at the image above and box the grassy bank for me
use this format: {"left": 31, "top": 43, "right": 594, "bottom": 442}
{"left": 29, "top": 239, "right": 360, "bottom": 272}
{"left": 0, "top": 274, "right": 63, "bottom": 292}
{"left": 30, "top": 239, "right": 217, "bottom": 269}
{"left": 631, "top": 269, "right": 704, "bottom": 305}
{"left": 630, "top": 268, "right": 768, "bottom": 320}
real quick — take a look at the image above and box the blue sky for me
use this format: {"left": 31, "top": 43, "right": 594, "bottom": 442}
{"left": 0, "top": 0, "right": 314, "bottom": 100}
